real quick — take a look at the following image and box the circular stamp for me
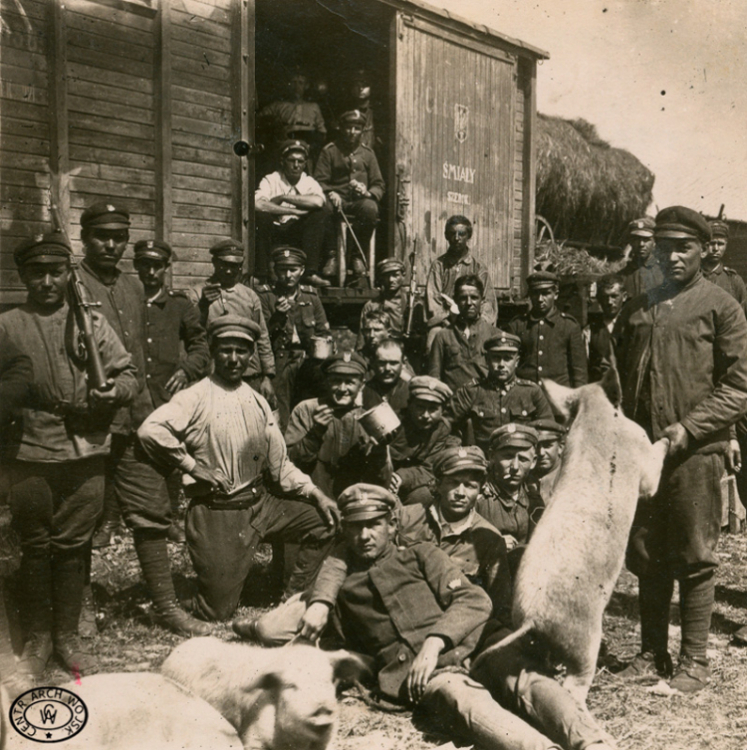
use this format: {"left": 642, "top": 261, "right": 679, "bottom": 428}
{"left": 9, "top": 687, "right": 88, "bottom": 743}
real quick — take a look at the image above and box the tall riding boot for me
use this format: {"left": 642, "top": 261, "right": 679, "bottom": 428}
{"left": 133, "top": 529, "right": 211, "bottom": 636}
{"left": 92, "top": 484, "right": 122, "bottom": 549}
{"left": 16, "top": 549, "right": 54, "bottom": 681}
{"left": 0, "top": 580, "right": 33, "bottom": 699}
{"left": 52, "top": 549, "right": 97, "bottom": 677}
{"left": 78, "top": 543, "right": 98, "bottom": 638}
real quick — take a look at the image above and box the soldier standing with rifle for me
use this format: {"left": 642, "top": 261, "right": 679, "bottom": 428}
{"left": 0, "top": 233, "right": 137, "bottom": 679}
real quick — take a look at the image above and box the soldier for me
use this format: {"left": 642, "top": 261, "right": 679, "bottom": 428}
{"left": 254, "top": 140, "right": 331, "bottom": 286}
{"left": 429, "top": 274, "right": 501, "bottom": 391}
{"left": 195, "top": 239, "right": 276, "bottom": 404}
{"left": 77, "top": 201, "right": 210, "bottom": 637}
{"left": 620, "top": 216, "right": 663, "bottom": 298}
{"left": 702, "top": 219, "right": 747, "bottom": 314}
{"left": 356, "top": 258, "right": 409, "bottom": 344}
{"left": 138, "top": 315, "right": 339, "bottom": 622}
{"left": 361, "top": 338, "right": 410, "bottom": 416}
{"left": 615, "top": 206, "right": 747, "bottom": 692}
{"left": 527, "top": 418, "right": 566, "bottom": 501}
{"left": 344, "top": 69, "right": 377, "bottom": 150}
{"left": 314, "top": 109, "right": 385, "bottom": 280}
{"left": 425, "top": 216, "right": 498, "bottom": 350}
{"left": 447, "top": 333, "right": 553, "bottom": 454}
{"left": 508, "top": 268, "right": 588, "bottom": 387}
{"left": 133, "top": 239, "right": 211, "bottom": 543}
{"left": 0, "top": 233, "right": 138, "bottom": 679}
{"left": 255, "top": 246, "right": 330, "bottom": 431}
{"left": 585, "top": 274, "right": 627, "bottom": 382}
{"left": 387, "top": 376, "right": 459, "bottom": 505}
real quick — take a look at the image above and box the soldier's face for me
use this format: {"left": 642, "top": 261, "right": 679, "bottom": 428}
{"left": 281, "top": 152, "right": 306, "bottom": 181}
{"left": 702, "top": 238, "right": 727, "bottom": 265}
{"left": 135, "top": 258, "right": 168, "bottom": 294}
{"left": 351, "top": 82, "right": 371, "bottom": 101}
{"left": 631, "top": 235, "right": 655, "bottom": 262}
{"left": 276, "top": 263, "right": 304, "bottom": 291}
{"left": 344, "top": 515, "right": 394, "bottom": 562}
{"left": 598, "top": 283, "right": 626, "bottom": 319}
{"left": 362, "top": 321, "right": 389, "bottom": 349}
{"left": 212, "top": 259, "right": 243, "bottom": 288}
{"left": 341, "top": 123, "right": 363, "bottom": 148}
{"left": 445, "top": 224, "right": 470, "bottom": 254}
{"left": 21, "top": 262, "right": 70, "bottom": 307}
{"left": 213, "top": 338, "right": 253, "bottom": 383}
{"left": 83, "top": 228, "right": 129, "bottom": 271}
{"left": 289, "top": 74, "right": 308, "bottom": 99}
{"left": 455, "top": 285, "right": 482, "bottom": 322}
{"left": 489, "top": 444, "right": 536, "bottom": 491}
{"left": 372, "top": 348, "right": 403, "bottom": 385}
{"left": 437, "top": 471, "right": 483, "bottom": 522}
{"left": 486, "top": 351, "right": 519, "bottom": 384}
{"left": 536, "top": 437, "right": 562, "bottom": 474}
{"left": 657, "top": 238, "right": 702, "bottom": 285}
{"left": 528, "top": 285, "right": 557, "bottom": 316}
{"left": 408, "top": 398, "right": 443, "bottom": 431}
{"left": 380, "top": 270, "right": 404, "bottom": 293}
{"left": 327, "top": 374, "right": 363, "bottom": 407}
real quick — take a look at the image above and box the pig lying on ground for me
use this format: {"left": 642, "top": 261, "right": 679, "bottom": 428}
{"left": 473, "top": 367, "right": 669, "bottom": 706}
{"left": 161, "top": 637, "right": 363, "bottom": 750}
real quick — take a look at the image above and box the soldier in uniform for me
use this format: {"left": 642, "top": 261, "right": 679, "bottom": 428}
{"left": 0, "top": 233, "right": 138, "bottom": 679}
{"left": 615, "top": 206, "right": 747, "bottom": 692}
{"left": 195, "top": 239, "right": 276, "bottom": 404}
{"left": 356, "top": 258, "right": 409, "bottom": 344}
{"left": 78, "top": 201, "right": 210, "bottom": 637}
{"left": 508, "top": 268, "right": 588, "bottom": 387}
{"left": 344, "top": 69, "right": 377, "bottom": 151}
{"left": 620, "top": 216, "right": 663, "bottom": 298}
{"left": 447, "top": 333, "right": 553, "bottom": 454}
{"left": 314, "top": 109, "right": 385, "bottom": 280}
{"left": 388, "top": 376, "right": 460, "bottom": 505}
{"left": 701, "top": 219, "right": 747, "bottom": 314}
{"left": 254, "top": 140, "right": 331, "bottom": 286}
{"left": 255, "top": 246, "right": 330, "bottom": 431}
{"left": 527, "top": 418, "right": 566, "bottom": 501}
{"left": 429, "top": 274, "right": 501, "bottom": 391}
{"left": 361, "top": 338, "right": 410, "bottom": 416}
{"left": 585, "top": 274, "right": 627, "bottom": 382}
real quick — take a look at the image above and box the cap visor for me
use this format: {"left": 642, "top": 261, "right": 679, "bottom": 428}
{"left": 442, "top": 465, "right": 486, "bottom": 476}
{"left": 89, "top": 221, "right": 130, "bottom": 229}
{"left": 629, "top": 230, "right": 654, "bottom": 237}
{"left": 343, "top": 509, "right": 390, "bottom": 523}
{"left": 135, "top": 250, "right": 168, "bottom": 262}
{"left": 23, "top": 254, "right": 70, "bottom": 265}
{"left": 212, "top": 331, "right": 256, "bottom": 343}
{"left": 411, "top": 393, "right": 446, "bottom": 404}
{"left": 655, "top": 230, "right": 699, "bottom": 239}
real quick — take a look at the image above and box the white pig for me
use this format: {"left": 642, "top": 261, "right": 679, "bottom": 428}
{"left": 473, "top": 367, "right": 669, "bottom": 705}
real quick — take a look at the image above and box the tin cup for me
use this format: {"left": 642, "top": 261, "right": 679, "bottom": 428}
{"left": 311, "top": 335, "right": 335, "bottom": 360}
{"left": 358, "top": 402, "right": 401, "bottom": 442}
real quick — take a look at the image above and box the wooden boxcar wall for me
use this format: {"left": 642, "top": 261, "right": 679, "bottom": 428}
{"left": 0, "top": 0, "right": 247, "bottom": 301}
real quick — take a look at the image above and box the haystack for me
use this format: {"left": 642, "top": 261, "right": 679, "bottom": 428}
{"left": 536, "top": 115, "right": 655, "bottom": 247}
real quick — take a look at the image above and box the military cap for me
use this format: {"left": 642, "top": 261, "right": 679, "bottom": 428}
{"left": 207, "top": 314, "right": 261, "bottom": 343}
{"left": 272, "top": 246, "right": 306, "bottom": 267}
{"left": 14, "top": 232, "right": 72, "bottom": 266}
{"left": 351, "top": 68, "right": 370, "bottom": 85}
{"left": 338, "top": 483, "right": 398, "bottom": 522}
{"left": 655, "top": 206, "right": 711, "bottom": 243}
{"left": 376, "top": 258, "right": 405, "bottom": 275}
{"left": 409, "top": 376, "right": 453, "bottom": 404}
{"left": 339, "top": 109, "right": 366, "bottom": 126}
{"left": 133, "top": 239, "right": 172, "bottom": 263}
{"left": 526, "top": 261, "right": 559, "bottom": 288}
{"left": 529, "top": 418, "right": 566, "bottom": 440}
{"left": 434, "top": 446, "right": 488, "bottom": 477}
{"left": 484, "top": 332, "right": 521, "bottom": 354}
{"left": 279, "top": 139, "right": 309, "bottom": 158}
{"left": 489, "top": 423, "right": 539, "bottom": 450}
{"left": 321, "top": 351, "right": 368, "bottom": 377}
{"left": 626, "top": 217, "right": 655, "bottom": 237}
{"left": 80, "top": 201, "right": 130, "bottom": 229}
{"left": 708, "top": 219, "right": 729, "bottom": 239}
{"left": 210, "top": 239, "right": 244, "bottom": 263}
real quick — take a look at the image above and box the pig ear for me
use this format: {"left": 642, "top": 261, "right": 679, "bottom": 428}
{"left": 599, "top": 365, "right": 622, "bottom": 409}
{"left": 326, "top": 650, "right": 371, "bottom": 685}
{"left": 541, "top": 378, "right": 578, "bottom": 420}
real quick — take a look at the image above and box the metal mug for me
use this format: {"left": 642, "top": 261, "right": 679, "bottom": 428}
{"left": 358, "top": 401, "right": 401, "bottom": 441}
{"left": 311, "top": 335, "right": 335, "bottom": 360}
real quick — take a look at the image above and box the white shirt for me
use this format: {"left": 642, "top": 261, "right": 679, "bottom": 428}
{"left": 255, "top": 171, "right": 324, "bottom": 225}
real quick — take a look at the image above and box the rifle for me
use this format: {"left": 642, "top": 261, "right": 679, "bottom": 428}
{"left": 50, "top": 193, "right": 111, "bottom": 392}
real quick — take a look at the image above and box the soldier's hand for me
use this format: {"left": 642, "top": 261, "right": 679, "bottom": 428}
{"left": 312, "top": 404, "right": 335, "bottom": 429}
{"left": 727, "top": 439, "right": 742, "bottom": 474}
{"left": 298, "top": 601, "right": 330, "bottom": 642}
{"left": 662, "top": 422, "right": 689, "bottom": 457}
{"left": 503, "top": 534, "right": 519, "bottom": 552}
{"left": 328, "top": 192, "right": 342, "bottom": 210}
{"left": 89, "top": 379, "right": 118, "bottom": 406}
{"left": 350, "top": 179, "right": 367, "bottom": 197}
{"left": 275, "top": 296, "right": 292, "bottom": 314}
{"left": 165, "top": 369, "right": 189, "bottom": 395}
{"left": 202, "top": 283, "right": 222, "bottom": 303}
{"left": 407, "top": 636, "right": 445, "bottom": 703}
{"left": 259, "top": 376, "right": 277, "bottom": 408}
{"left": 310, "top": 488, "right": 341, "bottom": 529}
{"left": 190, "top": 462, "right": 229, "bottom": 493}
{"left": 389, "top": 473, "right": 403, "bottom": 494}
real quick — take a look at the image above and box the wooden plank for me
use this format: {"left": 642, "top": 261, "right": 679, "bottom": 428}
{"left": 69, "top": 143, "right": 155, "bottom": 170}
{"left": 0, "top": 184, "right": 50, "bottom": 203}
{"left": 171, "top": 129, "right": 233, "bottom": 155}
{"left": 173, "top": 202, "right": 231, "bottom": 222}
{"left": 68, "top": 77, "right": 152, "bottom": 110}
{"left": 172, "top": 84, "right": 229, "bottom": 110}
{"left": 0, "top": 0, "right": 46, "bottom": 20}
{"left": 70, "top": 194, "right": 154, "bottom": 214}
{"left": 67, "top": 94, "right": 154, "bottom": 125}
{"left": 0, "top": 97, "right": 48, "bottom": 122}
{"left": 0, "top": 218, "right": 52, "bottom": 238}
{"left": 65, "top": 0, "right": 154, "bottom": 31}
{"left": 0, "top": 115, "right": 50, "bottom": 138}
{"left": 172, "top": 160, "right": 231, "bottom": 182}
{"left": 173, "top": 188, "right": 231, "bottom": 208}
{"left": 0, "top": 62, "right": 48, "bottom": 90}
{"left": 171, "top": 22, "right": 231, "bottom": 54}
{"left": 172, "top": 218, "right": 231, "bottom": 235}
{"left": 0, "top": 202, "right": 49, "bottom": 222}
{"left": 0, "top": 27, "right": 47, "bottom": 55}
{"left": 520, "top": 61, "right": 536, "bottom": 288}
{"left": 170, "top": 231, "right": 231, "bottom": 246}
{"left": 156, "top": 246, "right": 213, "bottom": 262}
{"left": 172, "top": 144, "right": 230, "bottom": 167}
{"left": 73, "top": 162, "right": 155, "bottom": 186}
{"left": 67, "top": 45, "right": 152, "bottom": 80}
{"left": 69, "top": 127, "right": 155, "bottom": 156}
{"left": 155, "top": 0, "right": 173, "bottom": 245}
{"left": 172, "top": 261, "right": 216, "bottom": 276}
{"left": 0, "top": 167, "right": 51, "bottom": 189}
{"left": 231, "top": 0, "right": 250, "bottom": 263}
{"left": 172, "top": 53, "right": 230, "bottom": 83}
{"left": 67, "top": 111, "right": 154, "bottom": 141}
{"left": 0, "top": 46, "right": 48, "bottom": 71}
{"left": 66, "top": 27, "right": 154, "bottom": 64}
{"left": 1, "top": 133, "right": 51, "bottom": 156}
{"left": 172, "top": 114, "right": 230, "bottom": 139}
{"left": 171, "top": 8, "right": 229, "bottom": 40}
{"left": 168, "top": 69, "right": 230, "bottom": 97}
{"left": 69, "top": 175, "right": 156, "bottom": 201}
{"left": 172, "top": 98, "right": 231, "bottom": 124}
{"left": 66, "top": 7, "right": 155, "bottom": 44}
{"left": 67, "top": 62, "right": 153, "bottom": 95}
{"left": 172, "top": 173, "right": 230, "bottom": 195}
{"left": 171, "top": 38, "right": 231, "bottom": 68}
{"left": 170, "top": 0, "right": 231, "bottom": 25}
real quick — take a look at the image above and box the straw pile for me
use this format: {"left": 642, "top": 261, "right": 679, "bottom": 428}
{"left": 536, "top": 115, "right": 655, "bottom": 246}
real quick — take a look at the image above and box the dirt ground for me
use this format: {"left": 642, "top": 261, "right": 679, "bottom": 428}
{"left": 15, "top": 528, "right": 747, "bottom": 750}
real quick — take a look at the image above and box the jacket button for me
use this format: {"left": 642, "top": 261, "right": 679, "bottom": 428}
{"left": 398, "top": 653, "right": 407, "bottom": 662}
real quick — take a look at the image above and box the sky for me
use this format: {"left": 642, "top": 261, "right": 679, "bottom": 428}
{"left": 438, "top": 0, "right": 747, "bottom": 220}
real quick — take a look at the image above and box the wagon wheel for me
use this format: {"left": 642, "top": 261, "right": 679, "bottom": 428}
{"left": 535, "top": 215, "right": 555, "bottom": 246}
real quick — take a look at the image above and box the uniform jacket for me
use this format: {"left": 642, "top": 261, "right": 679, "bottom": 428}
{"left": 0, "top": 303, "right": 137, "bottom": 463}
{"left": 255, "top": 284, "right": 329, "bottom": 356}
{"left": 614, "top": 274, "right": 747, "bottom": 446}
{"left": 508, "top": 307, "right": 588, "bottom": 387}
{"left": 0, "top": 330, "right": 32, "bottom": 429}
{"left": 621, "top": 255, "right": 664, "bottom": 298}
{"left": 585, "top": 316, "right": 617, "bottom": 383}
{"left": 78, "top": 261, "right": 152, "bottom": 432}
{"left": 428, "top": 319, "right": 500, "bottom": 391}
{"left": 259, "top": 100, "right": 326, "bottom": 138}
{"left": 313, "top": 141, "right": 385, "bottom": 203}
{"left": 703, "top": 264, "right": 747, "bottom": 315}
{"left": 476, "top": 481, "right": 544, "bottom": 547}
{"left": 142, "top": 288, "right": 210, "bottom": 409}
{"left": 361, "top": 376, "right": 410, "bottom": 415}
{"left": 447, "top": 376, "right": 553, "bottom": 452}
{"left": 356, "top": 289, "right": 409, "bottom": 347}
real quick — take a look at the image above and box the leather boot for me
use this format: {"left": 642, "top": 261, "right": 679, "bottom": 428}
{"left": 18, "top": 631, "right": 53, "bottom": 682}
{"left": 134, "top": 530, "right": 212, "bottom": 636}
{"left": 16, "top": 549, "right": 54, "bottom": 681}
{"left": 54, "top": 632, "right": 98, "bottom": 677}
{"left": 1, "top": 581, "right": 35, "bottom": 696}
{"left": 92, "top": 485, "right": 122, "bottom": 549}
